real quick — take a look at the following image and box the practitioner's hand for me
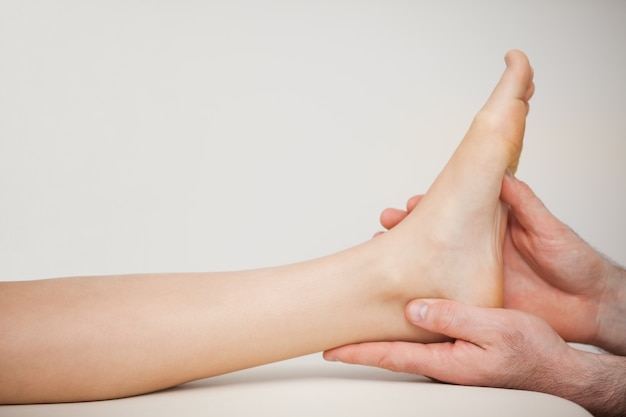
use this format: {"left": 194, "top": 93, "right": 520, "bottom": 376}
{"left": 372, "top": 173, "right": 623, "bottom": 353}
{"left": 324, "top": 299, "right": 626, "bottom": 417}
{"left": 499, "top": 172, "right": 624, "bottom": 353}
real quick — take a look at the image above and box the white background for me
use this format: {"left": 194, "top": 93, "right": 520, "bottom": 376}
{"left": 1, "top": 0, "right": 625, "bottom": 283}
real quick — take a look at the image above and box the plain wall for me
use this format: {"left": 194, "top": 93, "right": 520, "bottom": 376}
{"left": 1, "top": 1, "right": 625, "bottom": 285}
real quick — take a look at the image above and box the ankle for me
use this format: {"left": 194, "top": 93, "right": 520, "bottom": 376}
{"left": 371, "top": 226, "right": 504, "bottom": 310}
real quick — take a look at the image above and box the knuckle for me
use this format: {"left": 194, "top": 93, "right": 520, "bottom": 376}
{"left": 375, "top": 344, "right": 404, "bottom": 373}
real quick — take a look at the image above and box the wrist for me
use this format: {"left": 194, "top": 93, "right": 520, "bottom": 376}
{"left": 595, "top": 262, "right": 626, "bottom": 355}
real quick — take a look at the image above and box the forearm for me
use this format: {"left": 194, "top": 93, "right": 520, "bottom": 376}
{"left": 564, "top": 352, "right": 626, "bottom": 417}
{"left": 596, "top": 262, "right": 626, "bottom": 355}
{"left": 496, "top": 324, "right": 626, "bottom": 416}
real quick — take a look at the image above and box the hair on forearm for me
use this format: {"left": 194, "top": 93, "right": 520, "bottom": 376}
{"left": 569, "top": 354, "right": 626, "bottom": 417}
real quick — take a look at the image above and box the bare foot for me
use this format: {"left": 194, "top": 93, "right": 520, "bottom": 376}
{"left": 378, "top": 50, "right": 534, "bottom": 308}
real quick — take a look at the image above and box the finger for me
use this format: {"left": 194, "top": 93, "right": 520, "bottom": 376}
{"left": 380, "top": 208, "right": 408, "bottom": 230}
{"left": 379, "top": 195, "right": 424, "bottom": 230}
{"left": 500, "top": 172, "right": 558, "bottom": 235}
{"left": 324, "top": 339, "right": 487, "bottom": 385}
{"left": 406, "top": 299, "right": 502, "bottom": 344}
{"left": 323, "top": 341, "right": 448, "bottom": 375}
{"left": 406, "top": 195, "right": 423, "bottom": 212}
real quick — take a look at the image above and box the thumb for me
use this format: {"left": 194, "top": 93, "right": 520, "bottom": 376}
{"left": 406, "top": 299, "right": 495, "bottom": 343}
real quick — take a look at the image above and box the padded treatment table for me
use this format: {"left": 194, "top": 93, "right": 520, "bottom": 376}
{"left": 0, "top": 356, "right": 591, "bottom": 417}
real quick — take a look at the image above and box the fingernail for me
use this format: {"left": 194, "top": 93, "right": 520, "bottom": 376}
{"left": 323, "top": 353, "right": 340, "bottom": 362}
{"left": 408, "top": 301, "right": 429, "bottom": 322}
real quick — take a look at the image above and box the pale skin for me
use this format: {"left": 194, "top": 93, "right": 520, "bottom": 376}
{"left": 325, "top": 174, "right": 626, "bottom": 416}
{"left": 0, "top": 50, "right": 534, "bottom": 404}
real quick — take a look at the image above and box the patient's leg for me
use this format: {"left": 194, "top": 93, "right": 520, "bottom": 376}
{"left": 0, "top": 51, "right": 534, "bottom": 404}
